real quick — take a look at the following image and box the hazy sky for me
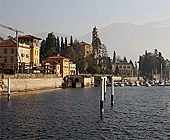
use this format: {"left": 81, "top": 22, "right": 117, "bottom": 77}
{"left": 0, "top": 0, "right": 170, "bottom": 37}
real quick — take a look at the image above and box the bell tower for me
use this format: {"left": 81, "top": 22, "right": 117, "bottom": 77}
{"left": 92, "top": 26, "right": 101, "bottom": 61}
{"left": 92, "top": 26, "right": 99, "bottom": 41}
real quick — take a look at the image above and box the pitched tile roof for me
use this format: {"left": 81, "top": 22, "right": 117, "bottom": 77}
{"left": 78, "top": 41, "right": 90, "bottom": 46}
{"left": 0, "top": 39, "right": 30, "bottom": 49}
{"left": 18, "top": 35, "right": 41, "bottom": 40}
{"left": 0, "top": 40, "right": 16, "bottom": 47}
{"left": 47, "top": 54, "right": 70, "bottom": 60}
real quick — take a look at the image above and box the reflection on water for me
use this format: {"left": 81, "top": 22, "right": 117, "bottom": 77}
{"left": 1, "top": 87, "right": 170, "bottom": 139}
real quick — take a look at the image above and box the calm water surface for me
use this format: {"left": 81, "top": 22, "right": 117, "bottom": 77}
{"left": 0, "top": 87, "right": 170, "bottom": 140}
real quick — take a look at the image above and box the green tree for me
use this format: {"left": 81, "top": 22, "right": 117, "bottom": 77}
{"left": 40, "top": 32, "right": 59, "bottom": 61}
{"left": 65, "top": 37, "right": 67, "bottom": 49}
{"left": 61, "top": 37, "right": 64, "bottom": 54}
{"left": 123, "top": 57, "right": 127, "bottom": 63}
{"left": 70, "top": 36, "right": 73, "bottom": 46}
{"left": 139, "top": 50, "right": 165, "bottom": 79}
{"left": 56, "top": 36, "right": 60, "bottom": 53}
{"left": 40, "top": 40, "right": 46, "bottom": 61}
{"left": 115, "top": 65, "right": 119, "bottom": 76}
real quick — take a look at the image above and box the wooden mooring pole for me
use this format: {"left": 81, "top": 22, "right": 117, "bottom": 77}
{"left": 8, "top": 78, "right": 10, "bottom": 100}
{"left": 104, "top": 77, "right": 106, "bottom": 100}
{"left": 111, "top": 76, "right": 114, "bottom": 106}
{"left": 100, "top": 77, "right": 104, "bottom": 115}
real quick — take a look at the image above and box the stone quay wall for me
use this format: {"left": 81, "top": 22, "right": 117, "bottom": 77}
{"left": 0, "top": 77, "right": 63, "bottom": 93}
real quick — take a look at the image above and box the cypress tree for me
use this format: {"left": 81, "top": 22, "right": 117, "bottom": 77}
{"left": 56, "top": 36, "right": 60, "bottom": 53}
{"left": 61, "top": 37, "right": 64, "bottom": 53}
{"left": 65, "top": 37, "right": 67, "bottom": 49}
{"left": 70, "top": 36, "right": 73, "bottom": 46}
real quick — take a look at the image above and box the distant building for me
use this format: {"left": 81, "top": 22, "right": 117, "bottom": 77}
{"left": 112, "top": 62, "right": 134, "bottom": 77}
{"left": 112, "top": 51, "right": 134, "bottom": 77}
{"left": 165, "top": 59, "right": 170, "bottom": 80}
{"left": 19, "top": 35, "right": 41, "bottom": 66}
{"left": 42, "top": 60, "right": 61, "bottom": 76}
{"left": 73, "top": 41, "right": 93, "bottom": 58}
{"left": 69, "top": 62, "right": 76, "bottom": 75}
{"left": 46, "top": 54, "right": 70, "bottom": 77}
{"left": 0, "top": 39, "right": 30, "bottom": 71}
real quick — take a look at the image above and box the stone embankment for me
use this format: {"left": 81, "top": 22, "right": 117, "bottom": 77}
{"left": 0, "top": 74, "right": 63, "bottom": 93}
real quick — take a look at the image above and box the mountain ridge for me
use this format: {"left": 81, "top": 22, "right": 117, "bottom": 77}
{"left": 78, "top": 18, "right": 170, "bottom": 61}
{"left": 1, "top": 18, "right": 169, "bottom": 61}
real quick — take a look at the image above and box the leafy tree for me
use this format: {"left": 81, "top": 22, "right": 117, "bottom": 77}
{"left": 139, "top": 50, "right": 165, "bottom": 79}
{"left": 40, "top": 32, "right": 60, "bottom": 61}
{"left": 129, "top": 60, "right": 134, "bottom": 68}
{"left": 115, "top": 65, "right": 119, "bottom": 76}
{"left": 123, "top": 57, "right": 127, "bottom": 63}
{"left": 116, "top": 55, "right": 122, "bottom": 63}
{"left": 87, "top": 65, "right": 103, "bottom": 74}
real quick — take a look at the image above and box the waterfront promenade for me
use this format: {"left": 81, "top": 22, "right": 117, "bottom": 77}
{"left": 1, "top": 86, "right": 170, "bottom": 139}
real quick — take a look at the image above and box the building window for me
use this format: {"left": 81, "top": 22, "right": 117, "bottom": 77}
{"left": 11, "top": 57, "right": 14, "bottom": 63}
{"left": 123, "top": 66, "right": 126, "bottom": 69}
{"left": 4, "top": 56, "right": 7, "bottom": 63}
{"left": 26, "top": 54, "right": 29, "bottom": 58}
{"left": 4, "top": 48, "right": 7, "bottom": 54}
{"left": 119, "top": 66, "right": 122, "bottom": 69}
{"left": 11, "top": 48, "right": 14, "bottom": 54}
{"left": 21, "top": 53, "right": 25, "bottom": 57}
{"left": 127, "top": 66, "right": 130, "bottom": 69}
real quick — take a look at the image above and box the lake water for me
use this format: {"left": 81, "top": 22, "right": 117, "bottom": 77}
{"left": 0, "top": 86, "right": 170, "bottom": 140}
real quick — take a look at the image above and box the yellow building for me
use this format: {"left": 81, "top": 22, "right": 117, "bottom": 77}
{"left": 47, "top": 54, "right": 70, "bottom": 77}
{"left": 19, "top": 35, "right": 41, "bottom": 66}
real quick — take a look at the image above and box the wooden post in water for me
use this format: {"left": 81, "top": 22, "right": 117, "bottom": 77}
{"left": 100, "top": 77, "right": 104, "bottom": 115}
{"left": 8, "top": 78, "right": 10, "bottom": 100}
{"left": 104, "top": 77, "right": 106, "bottom": 100}
{"left": 111, "top": 76, "right": 114, "bottom": 106}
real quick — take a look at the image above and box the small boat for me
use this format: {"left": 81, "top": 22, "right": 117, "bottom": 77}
{"left": 129, "top": 81, "right": 135, "bottom": 87}
{"left": 118, "top": 82, "right": 124, "bottom": 87}
{"left": 135, "top": 83, "right": 140, "bottom": 87}
{"left": 145, "top": 82, "right": 151, "bottom": 87}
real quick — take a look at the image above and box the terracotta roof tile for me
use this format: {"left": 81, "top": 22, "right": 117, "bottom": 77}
{"left": 18, "top": 35, "right": 41, "bottom": 40}
{"left": 0, "top": 40, "right": 16, "bottom": 47}
{"left": 0, "top": 39, "right": 30, "bottom": 49}
{"left": 47, "top": 54, "right": 70, "bottom": 60}
{"left": 78, "top": 41, "right": 90, "bottom": 46}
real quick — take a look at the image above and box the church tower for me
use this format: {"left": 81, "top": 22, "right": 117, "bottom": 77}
{"left": 92, "top": 26, "right": 99, "bottom": 41}
{"left": 92, "top": 26, "right": 101, "bottom": 61}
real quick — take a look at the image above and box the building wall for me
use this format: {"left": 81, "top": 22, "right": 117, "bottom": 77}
{"left": 19, "top": 38, "right": 40, "bottom": 65}
{"left": 0, "top": 43, "right": 30, "bottom": 69}
{"left": 31, "top": 47, "right": 39, "bottom": 65}
{"left": 55, "top": 64, "right": 60, "bottom": 76}
{"left": 112, "top": 63, "right": 133, "bottom": 77}
{"left": 85, "top": 45, "right": 93, "bottom": 57}
{"left": 18, "top": 44, "right": 30, "bottom": 65}
{"left": 0, "top": 46, "right": 17, "bottom": 69}
{"left": 62, "top": 59, "right": 70, "bottom": 77}
{"left": 1, "top": 77, "right": 63, "bottom": 92}
{"left": 69, "top": 63, "right": 76, "bottom": 75}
